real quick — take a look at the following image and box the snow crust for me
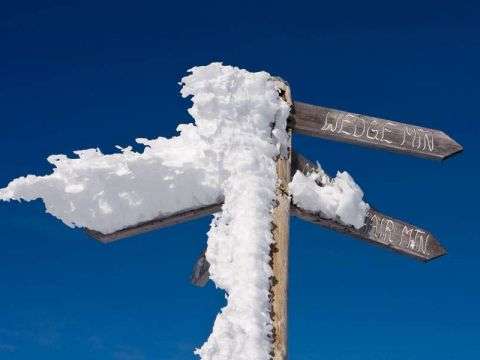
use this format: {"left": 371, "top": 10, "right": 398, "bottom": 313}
{"left": 0, "top": 62, "right": 368, "bottom": 359}
{"left": 289, "top": 165, "right": 369, "bottom": 229}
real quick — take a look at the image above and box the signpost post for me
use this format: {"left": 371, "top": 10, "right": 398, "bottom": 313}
{"left": 269, "top": 81, "right": 292, "bottom": 360}
{"left": 86, "top": 79, "right": 462, "bottom": 360}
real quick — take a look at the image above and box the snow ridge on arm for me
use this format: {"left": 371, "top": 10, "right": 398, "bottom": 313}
{"left": 289, "top": 164, "right": 369, "bottom": 229}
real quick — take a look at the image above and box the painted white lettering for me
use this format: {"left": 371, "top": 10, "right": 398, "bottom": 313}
{"left": 367, "top": 120, "right": 380, "bottom": 140}
{"left": 353, "top": 118, "right": 366, "bottom": 138}
{"left": 401, "top": 126, "right": 415, "bottom": 148}
{"left": 423, "top": 131, "right": 435, "bottom": 152}
{"left": 322, "top": 112, "right": 339, "bottom": 132}
{"left": 414, "top": 230, "right": 429, "bottom": 255}
{"left": 413, "top": 128, "right": 422, "bottom": 149}
{"left": 383, "top": 219, "right": 395, "bottom": 244}
{"left": 381, "top": 122, "right": 394, "bottom": 144}
{"left": 400, "top": 225, "right": 414, "bottom": 249}
{"left": 339, "top": 114, "right": 355, "bottom": 136}
{"left": 370, "top": 214, "right": 381, "bottom": 239}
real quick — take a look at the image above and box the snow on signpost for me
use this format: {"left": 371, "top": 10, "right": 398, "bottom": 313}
{"left": 0, "top": 63, "right": 462, "bottom": 360}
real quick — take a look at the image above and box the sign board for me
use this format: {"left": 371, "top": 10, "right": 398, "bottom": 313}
{"left": 291, "top": 101, "right": 462, "bottom": 160}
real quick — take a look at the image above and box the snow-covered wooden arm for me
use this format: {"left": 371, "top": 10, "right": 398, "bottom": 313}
{"left": 290, "top": 101, "right": 463, "bottom": 160}
{"left": 290, "top": 152, "right": 446, "bottom": 262}
{"left": 293, "top": 206, "right": 445, "bottom": 260}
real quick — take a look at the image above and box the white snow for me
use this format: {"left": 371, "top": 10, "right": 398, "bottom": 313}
{"left": 0, "top": 144, "right": 222, "bottom": 234}
{"left": 289, "top": 164, "right": 369, "bottom": 229}
{"left": 0, "top": 62, "right": 368, "bottom": 359}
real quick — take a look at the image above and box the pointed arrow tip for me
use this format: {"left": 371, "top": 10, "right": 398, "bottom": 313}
{"left": 440, "top": 133, "right": 463, "bottom": 160}
{"left": 424, "top": 236, "right": 447, "bottom": 262}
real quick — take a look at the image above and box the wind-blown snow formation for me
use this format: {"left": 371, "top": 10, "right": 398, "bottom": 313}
{"left": 0, "top": 143, "right": 222, "bottom": 234}
{"left": 289, "top": 165, "right": 369, "bottom": 229}
{"left": 0, "top": 62, "right": 368, "bottom": 359}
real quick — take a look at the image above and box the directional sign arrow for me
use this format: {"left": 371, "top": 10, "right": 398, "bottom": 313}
{"left": 290, "top": 101, "right": 463, "bottom": 160}
{"left": 292, "top": 206, "right": 446, "bottom": 262}
{"left": 291, "top": 152, "right": 446, "bottom": 262}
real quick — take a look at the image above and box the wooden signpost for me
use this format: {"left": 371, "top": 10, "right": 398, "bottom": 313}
{"left": 86, "top": 79, "right": 462, "bottom": 360}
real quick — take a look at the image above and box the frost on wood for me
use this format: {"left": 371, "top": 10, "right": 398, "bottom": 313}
{"left": 289, "top": 165, "right": 369, "bottom": 229}
{"left": 0, "top": 63, "right": 290, "bottom": 360}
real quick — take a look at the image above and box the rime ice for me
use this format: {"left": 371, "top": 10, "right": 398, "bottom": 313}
{"left": 289, "top": 166, "right": 369, "bottom": 229}
{"left": 0, "top": 63, "right": 368, "bottom": 359}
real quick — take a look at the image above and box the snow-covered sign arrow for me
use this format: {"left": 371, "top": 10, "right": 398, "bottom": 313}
{"left": 289, "top": 152, "right": 446, "bottom": 262}
{"left": 0, "top": 63, "right": 462, "bottom": 360}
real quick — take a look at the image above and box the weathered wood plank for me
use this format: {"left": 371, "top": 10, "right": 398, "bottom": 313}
{"left": 291, "top": 152, "right": 446, "bottom": 261}
{"left": 291, "top": 101, "right": 463, "bottom": 160}
{"left": 269, "top": 79, "right": 292, "bottom": 360}
{"left": 85, "top": 202, "right": 222, "bottom": 243}
{"left": 292, "top": 206, "right": 445, "bottom": 262}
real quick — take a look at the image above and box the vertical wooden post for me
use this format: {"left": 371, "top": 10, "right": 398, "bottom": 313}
{"left": 270, "top": 81, "right": 292, "bottom": 360}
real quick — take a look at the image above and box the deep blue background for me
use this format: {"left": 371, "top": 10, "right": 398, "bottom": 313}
{"left": 0, "top": 1, "right": 478, "bottom": 359}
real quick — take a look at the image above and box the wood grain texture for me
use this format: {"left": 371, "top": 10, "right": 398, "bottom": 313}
{"left": 269, "top": 79, "right": 292, "bottom": 360}
{"left": 291, "top": 152, "right": 446, "bottom": 261}
{"left": 291, "top": 101, "right": 463, "bottom": 160}
{"left": 85, "top": 202, "right": 222, "bottom": 243}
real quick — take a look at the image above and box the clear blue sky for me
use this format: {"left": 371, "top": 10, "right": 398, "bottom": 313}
{"left": 0, "top": 1, "right": 478, "bottom": 359}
